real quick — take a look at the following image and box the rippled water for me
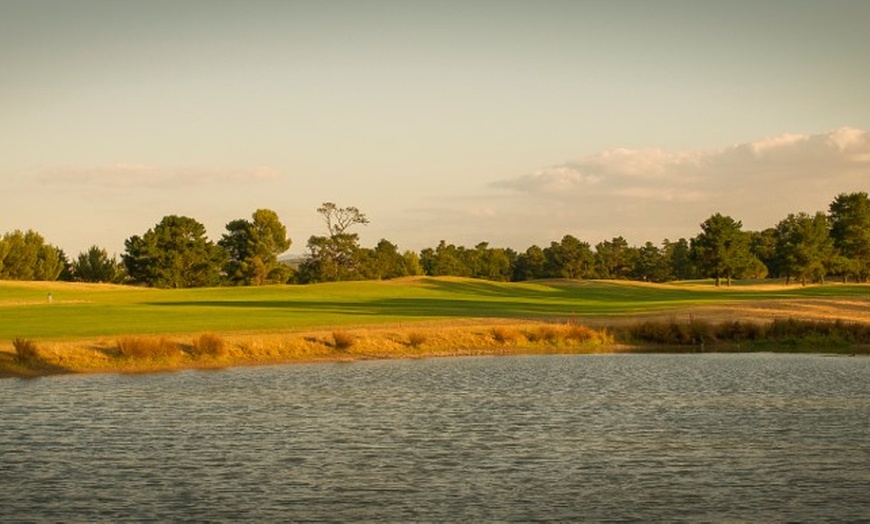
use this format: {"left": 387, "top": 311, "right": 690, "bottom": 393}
{"left": 2, "top": 353, "right": 870, "bottom": 521}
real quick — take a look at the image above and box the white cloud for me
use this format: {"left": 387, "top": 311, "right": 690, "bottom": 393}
{"left": 480, "top": 128, "right": 870, "bottom": 246}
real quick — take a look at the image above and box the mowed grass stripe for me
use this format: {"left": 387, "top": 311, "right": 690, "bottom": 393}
{"left": 1, "top": 277, "right": 868, "bottom": 340}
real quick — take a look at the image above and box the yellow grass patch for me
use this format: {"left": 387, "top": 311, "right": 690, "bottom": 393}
{"left": 0, "top": 319, "right": 620, "bottom": 377}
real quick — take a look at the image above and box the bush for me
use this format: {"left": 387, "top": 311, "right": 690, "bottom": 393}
{"left": 524, "top": 325, "right": 560, "bottom": 344}
{"left": 117, "top": 336, "right": 179, "bottom": 359}
{"left": 407, "top": 332, "right": 427, "bottom": 348}
{"left": 332, "top": 330, "right": 355, "bottom": 350}
{"left": 13, "top": 338, "right": 39, "bottom": 364}
{"left": 491, "top": 326, "right": 522, "bottom": 345}
{"left": 191, "top": 333, "right": 227, "bottom": 357}
{"left": 716, "top": 320, "right": 766, "bottom": 341}
{"left": 565, "top": 323, "right": 596, "bottom": 342}
{"left": 626, "top": 319, "right": 715, "bottom": 345}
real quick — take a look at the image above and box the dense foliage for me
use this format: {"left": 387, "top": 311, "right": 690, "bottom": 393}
{"left": 2, "top": 193, "right": 869, "bottom": 287}
{"left": 0, "top": 230, "right": 65, "bottom": 281}
{"left": 219, "top": 209, "right": 292, "bottom": 285}
{"left": 122, "top": 215, "right": 225, "bottom": 288}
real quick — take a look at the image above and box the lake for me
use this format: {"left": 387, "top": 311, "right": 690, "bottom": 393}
{"left": 2, "top": 353, "right": 869, "bottom": 521}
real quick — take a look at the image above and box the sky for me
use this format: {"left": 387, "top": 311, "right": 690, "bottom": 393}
{"left": 2, "top": 0, "right": 869, "bottom": 257}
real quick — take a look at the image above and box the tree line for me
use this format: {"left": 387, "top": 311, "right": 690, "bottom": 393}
{"left": 1, "top": 192, "right": 869, "bottom": 287}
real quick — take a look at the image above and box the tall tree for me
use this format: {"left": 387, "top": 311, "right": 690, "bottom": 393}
{"left": 219, "top": 209, "right": 292, "bottom": 285}
{"left": 72, "top": 245, "right": 123, "bottom": 283}
{"left": 298, "top": 203, "right": 369, "bottom": 282}
{"left": 774, "top": 212, "right": 835, "bottom": 285}
{"left": 828, "top": 192, "right": 870, "bottom": 282}
{"left": 123, "top": 215, "right": 224, "bottom": 288}
{"left": 318, "top": 202, "right": 369, "bottom": 236}
{"left": 691, "top": 213, "right": 756, "bottom": 286}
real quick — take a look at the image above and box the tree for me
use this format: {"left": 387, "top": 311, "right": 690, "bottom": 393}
{"left": 774, "top": 212, "right": 835, "bottom": 285}
{"left": 828, "top": 192, "right": 870, "bottom": 282}
{"left": 317, "top": 202, "right": 369, "bottom": 236}
{"left": 631, "top": 241, "right": 668, "bottom": 282}
{"left": 298, "top": 203, "right": 369, "bottom": 283}
{"left": 595, "top": 236, "right": 636, "bottom": 280}
{"left": 466, "top": 242, "right": 514, "bottom": 281}
{"left": 420, "top": 241, "right": 470, "bottom": 277}
{"left": 72, "top": 245, "right": 123, "bottom": 283}
{"left": 219, "top": 209, "right": 292, "bottom": 285}
{"left": 123, "top": 215, "right": 225, "bottom": 288}
{"left": 0, "top": 230, "right": 64, "bottom": 281}
{"left": 749, "top": 228, "right": 779, "bottom": 277}
{"left": 691, "top": 213, "right": 756, "bottom": 286}
{"left": 544, "top": 235, "right": 595, "bottom": 279}
{"left": 662, "top": 238, "right": 696, "bottom": 280}
{"left": 513, "top": 245, "right": 547, "bottom": 281}
{"left": 357, "top": 239, "right": 413, "bottom": 280}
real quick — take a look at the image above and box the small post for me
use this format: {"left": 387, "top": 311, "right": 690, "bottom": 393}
{"left": 47, "top": 292, "right": 53, "bottom": 304}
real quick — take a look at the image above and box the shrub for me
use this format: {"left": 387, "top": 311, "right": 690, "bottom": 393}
{"left": 191, "top": 333, "right": 227, "bottom": 357}
{"left": 117, "top": 336, "right": 179, "bottom": 359}
{"left": 407, "top": 332, "right": 427, "bottom": 348}
{"left": 626, "top": 319, "right": 715, "bottom": 345}
{"left": 13, "top": 338, "right": 39, "bottom": 364}
{"left": 716, "top": 320, "right": 766, "bottom": 341}
{"left": 332, "top": 330, "right": 355, "bottom": 350}
{"left": 565, "top": 323, "right": 596, "bottom": 342}
{"left": 525, "top": 325, "right": 560, "bottom": 344}
{"left": 491, "top": 326, "right": 522, "bottom": 345}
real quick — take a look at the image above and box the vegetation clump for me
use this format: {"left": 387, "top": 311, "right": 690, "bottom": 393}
{"left": 331, "top": 330, "right": 355, "bottom": 350}
{"left": 621, "top": 318, "right": 870, "bottom": 350}
{"left": 190, "top": 333, "right": 227, "bottom": 358}
{"left": 116, "top": 336, "right": 180, "bottom": 359}
{"left": 13, "top": 338, "right": 40, "bottom": 364}
{"left": 407, "top": 332, "right": 427, "bottom": 348}
{"left": 625, "top": 319, "right": 715, "bottom": 345}
{"left": 491, "top": 326, "right": 523, "bottom": 345}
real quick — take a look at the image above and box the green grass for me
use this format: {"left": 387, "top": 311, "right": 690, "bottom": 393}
{"left": 1, "top": 277, "right": 868, "bottom": 340}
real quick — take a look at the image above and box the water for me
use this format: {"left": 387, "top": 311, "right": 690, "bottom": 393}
{"left": 2, "top": 353, "right": 869, "bottom": 521}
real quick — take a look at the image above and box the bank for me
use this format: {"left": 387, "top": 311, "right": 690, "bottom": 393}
{"left": 3, "top": 316, "right": 869, "bottom": 379}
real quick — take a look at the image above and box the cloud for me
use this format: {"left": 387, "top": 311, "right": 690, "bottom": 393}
{"left": 36, "top": 163, "right": 281, "bottom": 190}
{"left": 481, "top": 128, "right": 870, "bottom": 245}
{"left": 494, "top": 127, "right": 870, "bottom": 202}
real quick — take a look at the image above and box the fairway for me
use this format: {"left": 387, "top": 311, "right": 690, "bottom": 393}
{"left": 2, "top": 277, "right": 868, "bottom": 341}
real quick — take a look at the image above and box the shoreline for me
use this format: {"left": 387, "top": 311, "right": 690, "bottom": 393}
{"left": 3, "top": 317, "right": 868, "bottom": 379}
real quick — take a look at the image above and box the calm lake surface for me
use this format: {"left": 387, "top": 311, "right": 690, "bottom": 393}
{"left": 2, "top": 353, "right": 869, "bottom": 521}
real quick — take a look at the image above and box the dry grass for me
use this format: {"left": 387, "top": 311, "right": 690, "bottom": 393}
{"left": 3, "top": 298, "right": 870, "bottom": 379}
{"left": 491, "top": 326, "right": 523, "bottom": 345}
{"left": 117, "top": 336, "right": 181, "bottom": 359}
{"left": 407, "top": 331, "right": 428, "bottom": 348}
{"left": 190, "top": 333, "right": 227, "bottom": 358}
{"left": 331, "top": 330, "right": 355, "bottom": 350}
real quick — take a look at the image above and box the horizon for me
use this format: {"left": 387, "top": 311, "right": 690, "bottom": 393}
{"left": 2, "top": 1, "right": 869, "bottom": 257}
